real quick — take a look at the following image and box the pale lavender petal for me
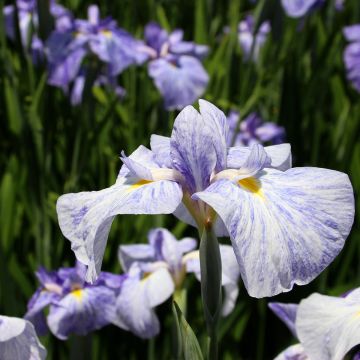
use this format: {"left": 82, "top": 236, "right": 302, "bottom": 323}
{"left": 227, "top": 144, "right": 291, "bottom": 171}
{"left": 148, "top": 56, "right": 209, "bottom": 110}
{"left": 274, "top": 344, "right": 309, "bottom": 360}
{"left": 268, "top": 302, "right": 298, "bottom": 337}
{"left": 150, "top": 134, "right": 172, "bottom": 167}
{"left": 116, "top": 267, "right": 174, "bottom": 338}
{"left": 57, "top": 179, "right": 182, "bottom": 282}
{"left": 170, "top": 105, "right": 216, "bottom": 193}
{"left": 47, "top": 286, "right": 118, "bottom": 339}
{"left": 220, "top": 245, "right": 240, "bottom": 316}
{"left": 344, "top": 25, "right": 360, "bottom": 42}
{"left": 281, "top": 0, "right": 318, "bottom": 18}
{"left": 0, "top": 316, "right": 47, "bottom": 360}
{"left": 70, "top": 73, "right": 85, "bottom": 105}
{"left": 199, "top": 99, "right": 228, "bottom": 172}
{"left": 297, "top": 290, "right": 360, "bottom": 360}
{"left": 264, "top": 144, "right": 292, "bottom": 171}
{"left": 118, "top": 244, "right": 155, "bottom": 272}
{"left": 194, "top": 167, "right": 354, "bottom": 297}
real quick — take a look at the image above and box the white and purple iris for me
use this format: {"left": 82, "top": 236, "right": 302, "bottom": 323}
{"left": 25, "top": 262, "right": 125, "bottom": 340}
{"left": 56, "top": 99, "right": 354, "bottom": 298}
{"left": 0, "top": 315, "right": 46, "bottom": 360}
{"left": 139, "top": 22, "right": 209, "bottom": 110}
{"left": 238, "top": 15, "right": 270, "bottom": 61}
{"left": 227, "top": 111, "right": 285, "bottom": 147}
{"left": 46, "top": 5, "right": 145, "bottom": 105}
{"left": 343, "top": 25, "right": 360, "bottom": 93}
{"left": 116, "top": 228, "right": 240, "bottom": 338}
{"left": 269, "top": 288, "right": 360, "bottom": 360}
{"left": 3, "top": 0, "right": 72, "bottom": 63}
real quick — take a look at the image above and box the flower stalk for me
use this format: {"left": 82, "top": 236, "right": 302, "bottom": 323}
{"left": 199, "top": 223, "right": 222, "bottom": 360}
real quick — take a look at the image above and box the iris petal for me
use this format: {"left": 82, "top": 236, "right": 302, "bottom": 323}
{"left": 57, "top": 180, "right": 182, "bottom": 282}
{"left": 297, "top": 290, "right": 360, "bottom": 360}
{"left": 194, "top": 167, "right": 354, "bottom": 297}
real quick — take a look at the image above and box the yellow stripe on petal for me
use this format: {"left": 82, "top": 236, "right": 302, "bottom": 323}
{"left": 238, "top": 177, "right": 264, "bottom": 199}
{"left": 71, "top": 289, "right": 83, "bottom": 301}
{"left": 129, "top": 179, "right": 153, "bottom": 191}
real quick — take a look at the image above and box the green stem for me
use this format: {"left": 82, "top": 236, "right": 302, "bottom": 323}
{"left": 199, "top": 225, "right": 222, "bottom": 360}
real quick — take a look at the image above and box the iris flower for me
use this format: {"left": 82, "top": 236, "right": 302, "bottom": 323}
{"left": 238, "top": 15, "right": 270, "bottom": 61}
{"left": 117, "top": 228, "right": 240, "bottom": 338}
{"left": 3, "top": 0, "right": 72, "bottom": 63}
{"left": 46, "top": 5, "right": 145, "bottom": 102}
{"left": 57, "top": 99, "right": 354, "bottom": 298}
{"left": 269, "top": 288, "right": 360, "bottom": 359}
{"left": 343, "top": 25, "right": 360, "bottom": 93}
{"left": 139, "top": 22, "right": 209, "bottom": 110}
{"left": 227, "top": 111, "right": 285, "bottom": 147}
{"left": 25, "top": 262, "right": 125, "bottom": 339}
{"left": 0, "top": 315, "right": 46, "bottom": 360}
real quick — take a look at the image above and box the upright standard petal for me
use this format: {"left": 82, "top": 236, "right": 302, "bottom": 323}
{"left": 194, "top": 167, "right": 354, "bottom": 297}
{"left": 116, "top": 267, "right": 174, "bottom": 338}
{"left": 268, "top": 302, "right": 298, "bottom": 337}
{"left": 198, "top": 99, "right": 228, "bottom": 172}
{"left": 47, "top": 286, "right": 119, "bottom": 339}
{"left": 170, "top": 105, "right": 216, "bottom": 193}
{"left": 0, "top": 316, "right": 47, "bottom": 360}
{"left": 227, "top": 144, "right": 291, "bottom": 171}
{"left": 57, "top": 178, "right": 182, "bottom": 282}
{"left": 148, "top": 56, "right": 209, "bottom": 110}
{"left": 296, "top": 290, "right": 360, "bottom": 360}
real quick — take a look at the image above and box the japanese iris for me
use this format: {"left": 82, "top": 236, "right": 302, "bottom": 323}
{"left": 57, "top": 100, "right": 354, "bottom": 298}
{"left": 139, "top": 22, "right": 209, "bottom": 110}
{"left": 25, "top": 262, "right": 125, "bottom": 339}
{"left": 116, "top": 228, "right": 240, "bottom": 338}
{"left": 269, "top": 288, "right": 360, "bottom": 360}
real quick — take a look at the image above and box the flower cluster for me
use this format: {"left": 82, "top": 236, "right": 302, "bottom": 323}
{"left": 3, "top": 2, "right": 209, "bottom": 109}
{"left": 269, "top": 288, "right": 360, "bottom": 359}
{"left": 56, "top": 100, "right": 354, "bottom": 299}
{"left": 20, "top": 228, "right": 239, "bottom": 341}
{"left": 226, "top": 111, "right": 285, "bottom": 147}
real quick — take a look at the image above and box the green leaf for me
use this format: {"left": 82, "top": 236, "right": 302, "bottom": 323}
{"left": 173, "top": 301, "right": 204, "bottom": 360}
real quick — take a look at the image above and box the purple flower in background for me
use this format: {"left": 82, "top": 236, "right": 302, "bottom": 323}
{"left": 0, "top": 315, "right": 46, "bottom": 360}
{"left": 56, "top": 99, "right": 354, "bottom": 298}
{"left": 3, "top": 0, "right": 72, "bottom": 62}
{"left": 269, "top": 288, "right": 360, "bottom": 360}
{"left": 25, "top": 262, "right": 125, "bottom": 339}
{"left": 140, "top": 22, "right": 209, "bottom": 110}
{"left": 343, "top": 25, "right": 360, "bottom": 93}
{"left": 118, "top": 228, "right": 240, "bottom": 335}
{"left": 46, "top": 5, "right": 144, "bottom": 102}
{"left": 238, "top": 15, "right": 270, "bottom": 61}
{"left": 227, "top": 111, "right": 285, "bottom": 147}
{"left": 281, "top": 0, "right": 322, "bottom": 18}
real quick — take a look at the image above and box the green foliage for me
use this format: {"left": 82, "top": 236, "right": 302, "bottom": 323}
{"left": 1, "top": 0, "right": 360, "bottom": 359}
